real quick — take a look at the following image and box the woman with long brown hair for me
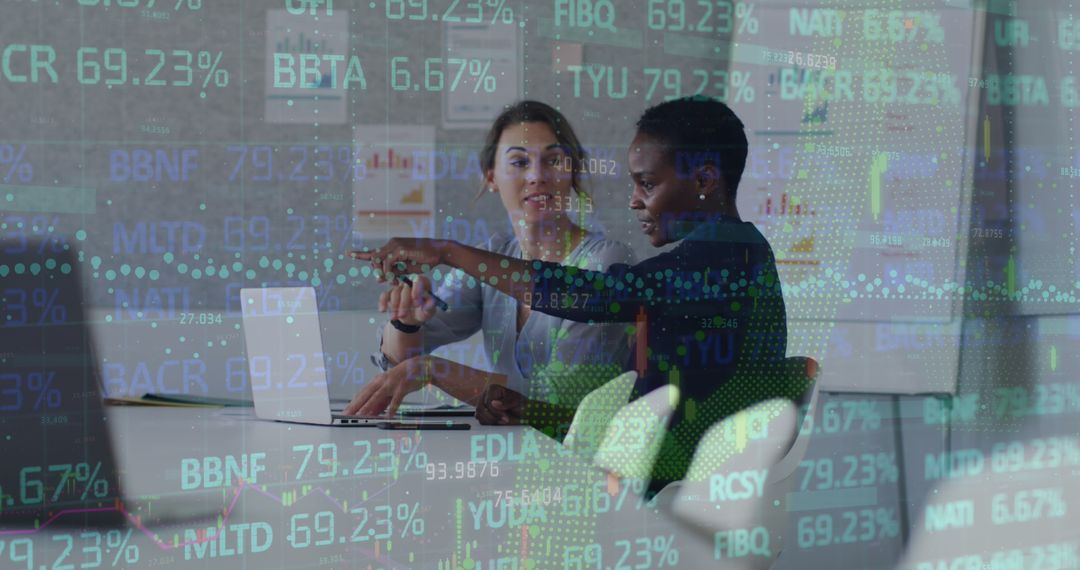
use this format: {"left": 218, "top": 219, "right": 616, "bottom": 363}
{"left": 351, "top": 101, "right": 634, "bottom": 417}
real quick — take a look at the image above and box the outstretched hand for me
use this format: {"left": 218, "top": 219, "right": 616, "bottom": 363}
{"left": 378, "top": 274, "right": 438, "bottom": 325}
{"left": 350, "top": 238, "right": 449, "bottom": 283}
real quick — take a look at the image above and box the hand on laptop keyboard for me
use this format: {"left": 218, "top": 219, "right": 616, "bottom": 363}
{"left": 342, "top": 355, "right": 434, "bottom": 417}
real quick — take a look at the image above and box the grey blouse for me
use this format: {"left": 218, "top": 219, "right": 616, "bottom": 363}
{"left": 377, "top": 232, "right": 636, "bottom": 403}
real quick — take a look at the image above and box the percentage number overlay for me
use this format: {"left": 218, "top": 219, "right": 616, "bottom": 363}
{"left": 11, "top": 462, "right": 110, "bottom": 508}
{"left": 797, "top": 508, "right": 900, "bottom": 549}
{"left": 991, "top": 487, "right": 1068, "bottom": 524}
{"left": 3, "top": 286, "right": 69, "bottom": 327}
{"left": 563, "top": 534, "right": 680, "bottom": 569}
{"left": 290, "top": 439, "right": 428, "bottom": 481}
{"left": 78, "top": 0, "right": 201, "bottom": 10}
{"left": 643, "top": 68, "right": 755, "bottom": 103}
{"left": 0, "top": 371, "right": 63, "bottom": 412}
{"left": 286, "top": 504, "right": 426, "bottom": 549}
{"left": 385, "top": 0, "right": 514, "bottom": 24}
{"left": 647, "top": 0, "right": 758, "bottom": 35}
{"left": 798, "top": 453, "right": 899, "bottom": 492}
{"left": 225, "top": 145, "right": 367, "bottom": 184}
{"left": 0, "top": 145, "right": 33, "bottom": 183}
{"left": 390, "top": 57, "right": 497, "bottom": 93}
{"left": 0, "top": 215, "right": 70, "bottom": 256}
{"left": 76, "top": 47, "right": 229, "bottom": 97}
{"left": 0, "top": 529, "right": 139, "bottom": 570}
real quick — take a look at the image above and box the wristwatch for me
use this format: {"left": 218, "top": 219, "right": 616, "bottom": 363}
{"left": 390, "top": 319, "right": 422, "bottom": 334}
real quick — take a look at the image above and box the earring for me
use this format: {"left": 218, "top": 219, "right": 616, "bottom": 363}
{"left": 698, "top": 194, "right": 706, "bottom": 200}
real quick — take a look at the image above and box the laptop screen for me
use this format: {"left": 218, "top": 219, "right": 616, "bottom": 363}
{"left": 240, "top": 287, "right": 335, "bottom": 424}
{"left": 0, "top": 240, "right": 123, "bottom": 528}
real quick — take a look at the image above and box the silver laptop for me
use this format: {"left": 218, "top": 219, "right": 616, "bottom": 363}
{"left": 240, "top": 286, "right": 421, "bottom": 426}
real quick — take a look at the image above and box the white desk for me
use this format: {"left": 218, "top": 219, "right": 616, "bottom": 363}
{"left": 4, "top": 407, "right": 721, "bottom": 569}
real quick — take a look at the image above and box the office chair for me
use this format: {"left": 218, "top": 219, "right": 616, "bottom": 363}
{"left": 591, "top": 384, "right": 680, "bottom": 481}
{"left": 622, "top": 397, "right": 794, "bottom": 569}
{"left": 761, "top": 356, "right": 822, "bottom": 566}
{"left": 774, "top": 356, "right": 821, "bottom": 481}
{"left": 562, "top": 370, "right": 638, "bottom": 462}
{"left": 898, "top": 439, "right": 1080, "bottom": 569}
{"left": 650, "top": 356, "right": 820, "bottom": 567}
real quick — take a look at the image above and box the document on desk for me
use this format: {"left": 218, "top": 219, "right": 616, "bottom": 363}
{"left": 142, "top": 394, "right": 255, "bottom": 407}
{"left": 103, "top": 394, "right": 254, "bottom": 408}
{"left": 103, "top": 395, "right": 221, "bottom": 408}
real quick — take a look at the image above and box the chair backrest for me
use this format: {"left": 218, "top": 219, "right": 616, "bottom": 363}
{"left": 562, "top": 371, "right": 638, "bottom": 461}
{"left": 670, "top": 399, "right": 800, "bottom": 538}
{"left": 768, "top": 356, "right": 821, "bottom": 486}
{"left": 900, "top": 439, "right": 1080, "bottom": 569}
{"left": 788, "top": 356, "right": 819, "bottom": 409}
{"left": 591, "top": 384, "right": 680, "bottom": 480}
{"left": 650, "top": 358, "right": 819, "bottom": 569}
{"left": 761, "top": 356, "right": 821, "bottom": 566}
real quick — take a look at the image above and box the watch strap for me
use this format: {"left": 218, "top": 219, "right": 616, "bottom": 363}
{"left": 390, "top": 319, "right": 422, "bottom": 334}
